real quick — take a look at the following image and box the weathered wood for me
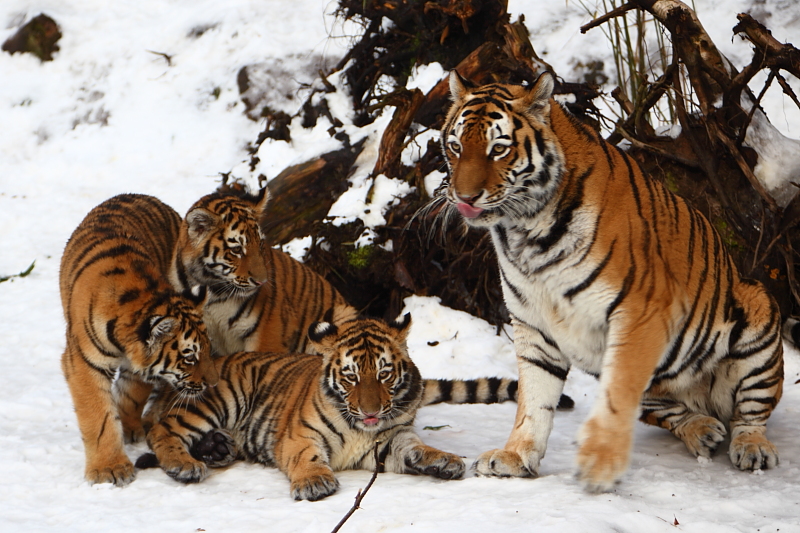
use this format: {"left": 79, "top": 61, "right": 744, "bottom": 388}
{"left": 373, "top": 89, "right": 426, "bottom": 178}
{"left": 260, "top": 141, "right": 364, "bottom": 245}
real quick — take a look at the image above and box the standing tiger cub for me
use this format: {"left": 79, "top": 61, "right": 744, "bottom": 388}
{"left": 60, "top": 194, "right": 218, "bottom": 486}
{"left": 146, "top": 314, "right": 465, "bottom": 500}
{"left": 169, "top": 186, "right": 357, "bottom": 357}
{"left": 436, "top": 71, "right": 783, "bottom": 491}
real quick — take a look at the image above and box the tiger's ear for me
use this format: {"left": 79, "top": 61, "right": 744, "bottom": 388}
{"left": 308, "top": 321, "right": 338, "bottom": 352}
{"left": 389, "top": 313, "right": 412, "bottom": 342}
{"left": 142, "top": 316, "right": 177, "bottom": 352}
{"left": 523, "top": 72, "right": 554, "bottom": 115}
{"left": 448, "top": 70, "right": 475, "bottom": 103}
{"left": 186, "top": 208, "right": 218, "bottom": 243}
{"left": 182, "top": 285, "right": 209, "bottom": 311}
{"left": 255, "top": 186, "right": 270, "bottom": 217}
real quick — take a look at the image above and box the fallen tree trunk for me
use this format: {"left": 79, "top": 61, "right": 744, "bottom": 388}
{"left": 253, "top": 0, "right": 800, "bottom": 322}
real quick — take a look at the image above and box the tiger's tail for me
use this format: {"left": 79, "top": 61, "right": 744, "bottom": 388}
{"left": 421, "top": 378, "right": 573, "bottom": 409}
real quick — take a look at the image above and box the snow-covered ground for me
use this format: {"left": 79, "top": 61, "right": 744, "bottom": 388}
{"left": 1, "top": 0, "right": 799, "bottom": 531}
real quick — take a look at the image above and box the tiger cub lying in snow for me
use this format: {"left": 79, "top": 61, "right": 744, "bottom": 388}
{"left": 145, "top": 314, "right": 466, "bottom": 500}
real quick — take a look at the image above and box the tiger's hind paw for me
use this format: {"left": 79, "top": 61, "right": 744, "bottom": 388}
{"left": 290, "top": 472, "right": 340, "bottom": 501}
{"left": 729, "top": 430, "right": 778, "bottom": 470}
{"left": 191, "top": 429, "right": 237, "bottom": 468}
{"left": 472, "top": 449, "right": 538, "bottom": 478}
{"left": 403, "top": 446, "right": 465, "bottom": 480}
{"left": 675, "top": 415, "right": 727, "bottom": 458}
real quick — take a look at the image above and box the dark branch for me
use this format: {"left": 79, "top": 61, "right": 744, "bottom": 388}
{"left": 330, "top": 441, "right": 383, "bottom": 533}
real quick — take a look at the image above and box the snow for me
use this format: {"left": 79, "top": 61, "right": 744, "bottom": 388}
{"left": 1, "top": 0, "right": 800, "bottom": 532}
{"left": 743, "top": 105, "right": 800, "bottom": 208}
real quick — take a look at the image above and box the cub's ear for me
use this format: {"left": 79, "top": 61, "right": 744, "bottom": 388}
{"left": 142, "top": 316, "right": 177, "bottom": 350}
{"left": 523, "top": 71, "right": 554, "bottom": 114}
{"left": 182, "top": 285, "right": 208, "bottom": 310}
{"left": 255, "top": 186, "right": 270, "bottom": 215}
{"left": 186, "top": 208, "right": 217, "bottom": 242}
{"left": 448, "top": 70, "right": 475, "bottom": 103}
{"left": 389, "top": 313, "right": 411, "bottom": 333}
{"left": 308, "top": 321, "right": 338, "bottom": 345}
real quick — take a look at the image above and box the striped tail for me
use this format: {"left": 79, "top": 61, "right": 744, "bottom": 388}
{"left": 421, "top": 378, "right": 574, "bottom": 409}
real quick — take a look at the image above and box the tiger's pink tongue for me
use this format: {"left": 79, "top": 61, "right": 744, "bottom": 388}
{"left": 363, "top": 416, "right": 379, "bottom": 426}
{"left": 457, "top": 203, "right": 484, "bottom": 218}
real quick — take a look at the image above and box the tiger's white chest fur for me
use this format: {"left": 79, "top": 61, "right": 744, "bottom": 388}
{"left": 203, "top": 297, "right": 258, "bottom": 355}
{"left": 492, "top": 205, "right": 615, "bottom": 375}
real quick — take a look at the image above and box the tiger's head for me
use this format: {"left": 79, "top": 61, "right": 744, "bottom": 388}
{"left": 172, "top": 187, "right": 269, "bottom": 300}
{"left": 308, "top": 314, "right": 422, "bottom": 431}
{"left": 440, "top": 71, "right": 564, "bottom": 226}
{"left": 129, "top": 288, "right": 218, "bottom": 394}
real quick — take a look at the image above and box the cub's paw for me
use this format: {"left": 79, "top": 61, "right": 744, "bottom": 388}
{"left": 729, "top": 430, "right": 779, "bottom": 470}
{"left": 404, "top": 447, "right": 465, "bottom": 480}
{"left": 576, "top": 417, "right": 631, "bottom": 493}
{"left": 290, "top": 472, "right": 340, "bottom": 501}
{"left": 191, "top": 429, "right": 238, "bottom": 468}
{"left": 473, "top": 449, "right": 538, "bottom": 478}
{"left": 122, "top": 424, "right": 146, "bottom": 445}
{"left": 675, "top": 415, "right": 726, "bottom": 458}
{"left": 163, "top": 458, "right": 209, "bottom": 484}
{"left": 86, "top": 458, "right": 136, "bottom": 487}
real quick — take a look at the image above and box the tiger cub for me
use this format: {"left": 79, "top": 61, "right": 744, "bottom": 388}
{"left": 167, "top": 185, "right": 574, "bottom": 408}
{"left": 60, "top": 194, "right": 218, "bottom": 486}
{"left": 169, "top": 186, "right": 357, "bottom": 356}
{"left": 145, "top": 314, "right": 465, "bottom": 500}
{"left": 436, "top": 72, "right": 783, "bottom": 491}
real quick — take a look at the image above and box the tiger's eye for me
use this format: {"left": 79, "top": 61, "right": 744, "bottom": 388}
{"left": 490, "top": 144, "right": 508, "bottom": 157}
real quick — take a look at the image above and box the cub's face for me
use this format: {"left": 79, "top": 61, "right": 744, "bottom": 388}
{"left": 135, "top": 294, "right": 218, "bottom": 394}
{"left": 310, "top": 315, "right": 422, "bottom": 431}
{"left": 178, "top": 191, "right": 269, "bottom": 299}
{"left": 441, "top": 72, "right": 563, "bottom": 226}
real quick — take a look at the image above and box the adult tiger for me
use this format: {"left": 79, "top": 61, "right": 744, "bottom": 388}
{"left": 434, "top": 71, "right": 783, "bottom": 491}
{"left": 145, "top": 314, "right": 465, "bottom": 500}
{"left": 59, "top": 194, "right": 218, "bottom": 486}
{"left": 168, "top": 186, "right": 357, "bottom": 356}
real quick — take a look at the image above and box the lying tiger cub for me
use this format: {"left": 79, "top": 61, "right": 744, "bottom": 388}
{"left": 145, "top": 314, "right": 466, "bottom": 500}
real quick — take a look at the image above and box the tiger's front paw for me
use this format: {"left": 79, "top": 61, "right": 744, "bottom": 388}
{"left": 162, "top": 457, "right": 209, "bottom": 484}
{"left": 473, "top": 448, "right": 539, "bottom": 478}
{"left": 290, "top": 471, "right": 340, "bottom": 501}
{"left": 675, "top": 415, "right": 726, "bottom": 458}
{"left": 576, "top": 417, "right": 631, "bottom": 492}
{"left": 404, "top": 447, "right": 465, "bottom": 480}
{"left": 86, "top": 457, "right": 136, "bottom": 487}
{"left": 191, "top": 429, "right": 238, "bottom": 468}
{"left": 729, "top": 429, "right": 778, "bottom": 470}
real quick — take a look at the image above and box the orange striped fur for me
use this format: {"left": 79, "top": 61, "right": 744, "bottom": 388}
{"left": 60, "top": 194, "right": 217, "bottom": 486}
{"left": 145, "top": 314, "right": 465, "bottom": 500}
{"left": 434, "top": 72, "right": 783, "bottom": 491}
{"left": 169, "top": 187, "right": 357, "bottom": 356}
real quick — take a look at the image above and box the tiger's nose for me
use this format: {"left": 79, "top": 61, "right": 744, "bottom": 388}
{"left": 457, "top": 193, "right": 481, "bottom": 205}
